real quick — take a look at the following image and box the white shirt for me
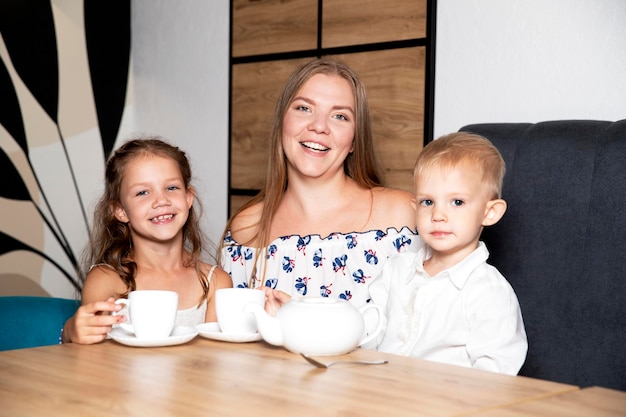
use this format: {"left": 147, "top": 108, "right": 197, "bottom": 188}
{"left": 369, "top": 241, "right": 528, "bottom": 375}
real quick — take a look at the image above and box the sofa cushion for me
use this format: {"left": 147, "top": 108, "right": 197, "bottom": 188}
{"left": 460, "top": 120, "right": 626, "bottom": 390}
{"left": 0, "top": 296, "right": 79, "bottom": 350}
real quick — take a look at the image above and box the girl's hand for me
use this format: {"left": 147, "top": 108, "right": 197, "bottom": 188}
{"left": 262, "top": 287, "right": 291, "bottom": 316}
{"left": 62, "top": 297, "right": 125, "bottom": 344}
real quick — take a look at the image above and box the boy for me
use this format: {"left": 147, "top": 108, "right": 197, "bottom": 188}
{"left": 369, "top": 132, "right": 527, "bottom": 375}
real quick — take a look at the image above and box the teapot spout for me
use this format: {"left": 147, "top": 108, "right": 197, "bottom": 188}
{"left": 244, "top": 302, "right": 283, "bottom": 347}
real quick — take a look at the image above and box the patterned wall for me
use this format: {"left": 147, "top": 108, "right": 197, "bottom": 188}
{"left": 0, "top": 0, "right": 131, "bottom": 297}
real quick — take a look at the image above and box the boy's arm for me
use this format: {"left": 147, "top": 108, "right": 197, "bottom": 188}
{"left": 464, "top": 281, "right": 528, "bottom": 375}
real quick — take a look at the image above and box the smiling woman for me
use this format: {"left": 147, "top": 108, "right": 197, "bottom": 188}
{"left": 282, "top": 73, "right": 356, "bottom": 184}
{"left": 219, "top": 58, "right": 420, "bottom": 313}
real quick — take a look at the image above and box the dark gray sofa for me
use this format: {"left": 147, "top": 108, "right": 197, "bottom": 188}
{"left": 460, "top": 120, "right": 626, "bottom": 390}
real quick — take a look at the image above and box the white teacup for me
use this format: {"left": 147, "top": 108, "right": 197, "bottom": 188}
{"left": 215, "top": 288, "right": 265, "bottom": 334}
{"left": 115, "top": 290, "right": 178, "bottom": 339}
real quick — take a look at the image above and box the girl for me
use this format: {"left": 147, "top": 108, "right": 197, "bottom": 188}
{"left": 62, "top": 137, "right": 232, "bottom": 344}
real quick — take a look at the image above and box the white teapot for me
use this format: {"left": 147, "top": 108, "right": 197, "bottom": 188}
{"left": 244, "top": 297, "right": 385, "bottom": 356}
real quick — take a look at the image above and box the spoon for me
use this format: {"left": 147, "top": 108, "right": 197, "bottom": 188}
{"left": 300, "top": 353, "right": 389, "bottom": 368}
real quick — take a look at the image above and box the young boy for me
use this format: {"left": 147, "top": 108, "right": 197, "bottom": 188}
{"left": 369, "top": 132, "right": 527, "bottom": 375}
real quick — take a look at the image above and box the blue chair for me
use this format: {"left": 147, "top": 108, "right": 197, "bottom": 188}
{"left": 0, "top": 296, "right": 79, "bottom": 350}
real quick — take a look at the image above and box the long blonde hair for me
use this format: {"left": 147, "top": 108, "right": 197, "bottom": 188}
{"left": 219, "top": 58, "right": 384, "bottom": 286}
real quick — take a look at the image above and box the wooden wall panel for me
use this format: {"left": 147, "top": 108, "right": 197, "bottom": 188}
{"left": 230, "top": 0, "right": 431, "bottom": 216}
{"left": 333, "top": 48, "right": 425, "bottom": 192}
{"left": 231, "top": 58, "right": 311, "bottom": 190}
{"left": 322, "top": 0, "right": 427, "bottom": 48}
{"left": 232, "top": 0, "right": 318, "bottom": 57}
{"left": 229, "top": 195, "right": 255, "bottom": 217}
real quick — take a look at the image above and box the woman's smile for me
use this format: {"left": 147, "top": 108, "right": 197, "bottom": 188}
{"left": 300, "top": 141, "right": 330, "bottom": 152}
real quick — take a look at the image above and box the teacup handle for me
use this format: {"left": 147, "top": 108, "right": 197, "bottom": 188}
{"left": 357, "top": 303, "right": 385, "bottom": 347}
{"left": 112, "top": 298, "right": 128, "bottom": 316}
{"left": 111, "top": 298, "right": 134, "bottom": 333}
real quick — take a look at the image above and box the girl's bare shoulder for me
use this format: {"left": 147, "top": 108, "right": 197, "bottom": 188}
{"left": 201, "top": 262, "right": 233, "bottom": 289}
{"left": 81, "top": 265, "right": 126, "bottom": 303}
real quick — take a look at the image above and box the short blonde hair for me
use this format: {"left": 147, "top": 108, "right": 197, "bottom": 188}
{"left": 413, "top": 132, "right": 506, "bottom": 199}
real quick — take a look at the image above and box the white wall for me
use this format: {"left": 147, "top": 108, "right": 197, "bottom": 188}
{"left": 434, "top": 0, "right": 626, "bottom": 138}
{"left": 126, "top": 0, "right": 626, "bottom": 251}
{"left": 129, "top": 0, "right": 230, "bottom": 256}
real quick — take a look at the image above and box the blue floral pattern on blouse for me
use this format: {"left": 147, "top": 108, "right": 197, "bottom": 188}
{"left": 221, "top": 227, "right": 421, "bottom": 308}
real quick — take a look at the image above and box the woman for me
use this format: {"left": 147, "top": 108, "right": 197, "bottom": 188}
{"left": 219, "top": 58, "right": 420, "bottom": 312}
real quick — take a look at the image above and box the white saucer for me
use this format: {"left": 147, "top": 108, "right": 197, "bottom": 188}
{"left": 196, "top": 322, "right": 262, "bottom": 343}
{"left": 109, "top": 325, "right": 198, "bottom": 347}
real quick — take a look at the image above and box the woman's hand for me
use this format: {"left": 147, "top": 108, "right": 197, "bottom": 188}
{"left": 62, "top": 297, "right": 125, "bottom": 344}
{"left": 261, "top": 287, "right": 291, "bottom": 316}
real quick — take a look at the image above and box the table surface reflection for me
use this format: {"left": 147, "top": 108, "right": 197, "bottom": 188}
{"left": 0, "top": 336, "right": 580, "bottom": 417}
{"left": 470, "top": 386, "right": 626, "bottom": 417}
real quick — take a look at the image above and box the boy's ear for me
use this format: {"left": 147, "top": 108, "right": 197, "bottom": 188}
{"left": 482, "top": 199, "right": 507, "bottom": 227}
{"left": 113, "top": 203, "right": 129, "bottom": 223}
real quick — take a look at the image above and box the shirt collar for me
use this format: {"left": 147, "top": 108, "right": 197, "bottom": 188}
{"left": 412, "top": 241, "right": 490, "bottom": 289}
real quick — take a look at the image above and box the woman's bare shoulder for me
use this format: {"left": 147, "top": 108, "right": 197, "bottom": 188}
{"left": 229, "top": 201, "right": 263, "bottom": 244}
{"left": 373, "top": 186, "right": 414, "bottom": 201}
{"left": 372, "top": 186, "right": 415, "bottom": 209}
{"left": 371, "top": 187, "right": 417, "bottom": 230}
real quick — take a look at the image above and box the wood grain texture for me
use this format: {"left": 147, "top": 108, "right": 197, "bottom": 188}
{"left": 322, "top": 0, "right": 427, "bottom": 48}
{"left": 230, "top": 58, "right": 311, "bottom": 190}
{"left": 333, "top": 48, "right": 426, "bottom": 192}
{"left": 232, "top": 0, "right": 317, "bottom": 57}
{"left": 230, "top": 0, "right": 429, "bottom": 198}
{"left": 231, "top": 50, "right": 424, "bottom": 194}
{"left": 229, "top": 194, "right": 256, "bottom": 218}
{"left": 469, "top": 386, "right": 626, "bottom": 417}
{"left": 0, "top": 338, "right": 581, "bottom": 417}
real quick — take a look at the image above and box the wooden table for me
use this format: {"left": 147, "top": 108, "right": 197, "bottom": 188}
{"left": 469, "top": 386, "right": 626, "bottom": 417}
{"left": 0, "top": 337, "right": 579, "bottom": 417}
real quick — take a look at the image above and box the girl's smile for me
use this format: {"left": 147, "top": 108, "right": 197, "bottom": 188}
{"left": 115, "top": 155, "right": 194, "bottom": 242}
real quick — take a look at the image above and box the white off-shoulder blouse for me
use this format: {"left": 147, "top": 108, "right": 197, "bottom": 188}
{"left": 220, "top": 227, "right": 421, "bottom": 308}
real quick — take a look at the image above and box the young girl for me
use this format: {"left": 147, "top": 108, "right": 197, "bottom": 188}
{"left": 62, "top": 137, "right": 232, "bottom": 344}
